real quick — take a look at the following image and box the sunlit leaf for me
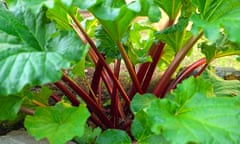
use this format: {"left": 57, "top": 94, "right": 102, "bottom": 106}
{"left": 0, "top": 5, "right": 42, "bottom": 50}
{"left": 191, "top": 0, "right": 240, "bottom": 43}
{"left": 167, "top": 76, "right": 214, "bottom": 105}
{"left": 80, "top": 0, "right": 161, "bottom": 42}
{"left": 126, "top": 23, "right": 155, "bottom": 64}
{"left": 25, "top": 103, "right": 90, "bottom": 144}
{"left": 47, "top": 30, "right": 88, "bottom": 62}
{"left": 0, "top": 49, "right": 69, "bottom": 96}
{"left": 0, "top": 4, "right": 86, "bottom": 96}
{"left": 133, "top": 78, "right": 240, "bottom": 143}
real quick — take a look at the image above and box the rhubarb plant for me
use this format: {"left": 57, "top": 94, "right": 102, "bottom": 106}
{"left": 0, "top": 0, "right": 240, "bottom": 144}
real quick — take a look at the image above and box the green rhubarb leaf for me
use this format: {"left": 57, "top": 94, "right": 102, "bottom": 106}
{"left": 46, "top": 0, "right": 85, "bottom": 30}
{"left": 78, "top": 0, "right": 97, "bottom": 9}
{"left": 155, "top": 17, "right": 191, "bottom": 52}
{"left": 72, "top": 54, "right": 87, "bottom": 77}
{"left": 134, "top": 77, "right": 240, "bottom": 143}
{"left": 0, "top": 96, "right": 23, "bottom": 121}
{"left": 87, "top": 0, "right": 138, "bottom": 42}
{"left": 191, "top": 0, "right": 240, "bottom": 43}
{"left": 126, "top": 23, "right": 154, "bottom": 64}
{"left": 131, "top": 93, "right": 156, "bottom": 114}
{"left": 148, "top": 4, "right": 161, "bottom": 22}
{"left": 47, "top": 30, "right": 88, "bottom": 62}
{"left": 167, "top": 76, "right": 214, "bottom": 105}
{"left": 5, "top": 0, "right": 49, "bottom": 14}
{"left": 80, "top": 0, "right": 160, "bottom": 42}
{"left": 24, "top": 103, "right": 90, "bottom": 144}
{"left": 0, "top": 49, "right": 69, "bottom": 96}
{"left": 96, "top": 129, "right": 131, "bottom": 144}
{"left": 46, "top": 3, "right": 72, "bottom": 30}
{"left": 31, "top": 86, "right": 52, "bottom": 105}
{"left": 199, "top": 34, "right": 240, "bottom": 62}
{"left": 0, "top": 5, "right": 42, "bottom": 50}
{"left": 200, "top": 43, "right": 217, "bottom": 63}
{"left": 0, "top": 4, "right": 86, "bottom": 96}
{"left": 74, "top": 125, "right": 102, "bottom": 144}
{"left": 154, "top": 0, "right": 181, "bottom": 19}
{"left": 131, "top": 110, "right": 168, "bottom": 144}
{"left": 130, "top": 0, "right": 161, "bottom": 22}
{"left": 0, "top": 30, "right": 22, "bottom": 49}
{"left": 95, "top": 25, "right": 120, "bottom": 60}
{"left": 131, "top": 94, "right": 169, "bottom": 143}
{"left": 81, "top": 18, "right": 98, "bottom": 37}
{"left": 147, "top": 93, "right": 240, "bottom": 143}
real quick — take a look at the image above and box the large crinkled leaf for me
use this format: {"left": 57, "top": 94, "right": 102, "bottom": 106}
{"left": 79, "top": 0, "right": 160, "bottom": 42}
{"left": 6, "top": 0, "right": 49, "bottom": 14}
{"left": 0, "top": 5, "right": 42, "bottom": 50}
{"left": 0, "top": 31, "right": 22, "bottom": 49}
{"left": 88, "top": 1, "right": 138, "bottom": 41}
{"left": 147, "top": 93, "right": 240, "bottom": 143}
{"left": 0, "top": 49, "right": 69, "bottom": 96}
{"left": 132, "top": 78, "right": 240, "bottom": 143}
{"left": 167, "top": 76, "right": 214, "bottom": 105}
{"left": 7, "top": 0, "right": 80, "bottom": 15}
{"left": 191, "top": 0, "right": 240, "bottom": 43}
{"left": 0, "top": 3, "right": 86, "bottom": 96}
{"left": 0, "top": 96, "right": 23, "bottom": 120}
{"left": 24, "top": 103, "right": 90, "bottom": 144}
{"left": 47, "top": 31, "right": 88, "bottom": 62}
{"left": 96, "top": 129, "right": 131, "bottom": 144}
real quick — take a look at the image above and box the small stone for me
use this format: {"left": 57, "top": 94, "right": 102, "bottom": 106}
{"left": 0, "top": 129, "right": 76, "bottom": 144}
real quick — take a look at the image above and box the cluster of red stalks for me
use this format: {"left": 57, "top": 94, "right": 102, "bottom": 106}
{"left": 44, "top": 15, "right": 205, "bottom": 132}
